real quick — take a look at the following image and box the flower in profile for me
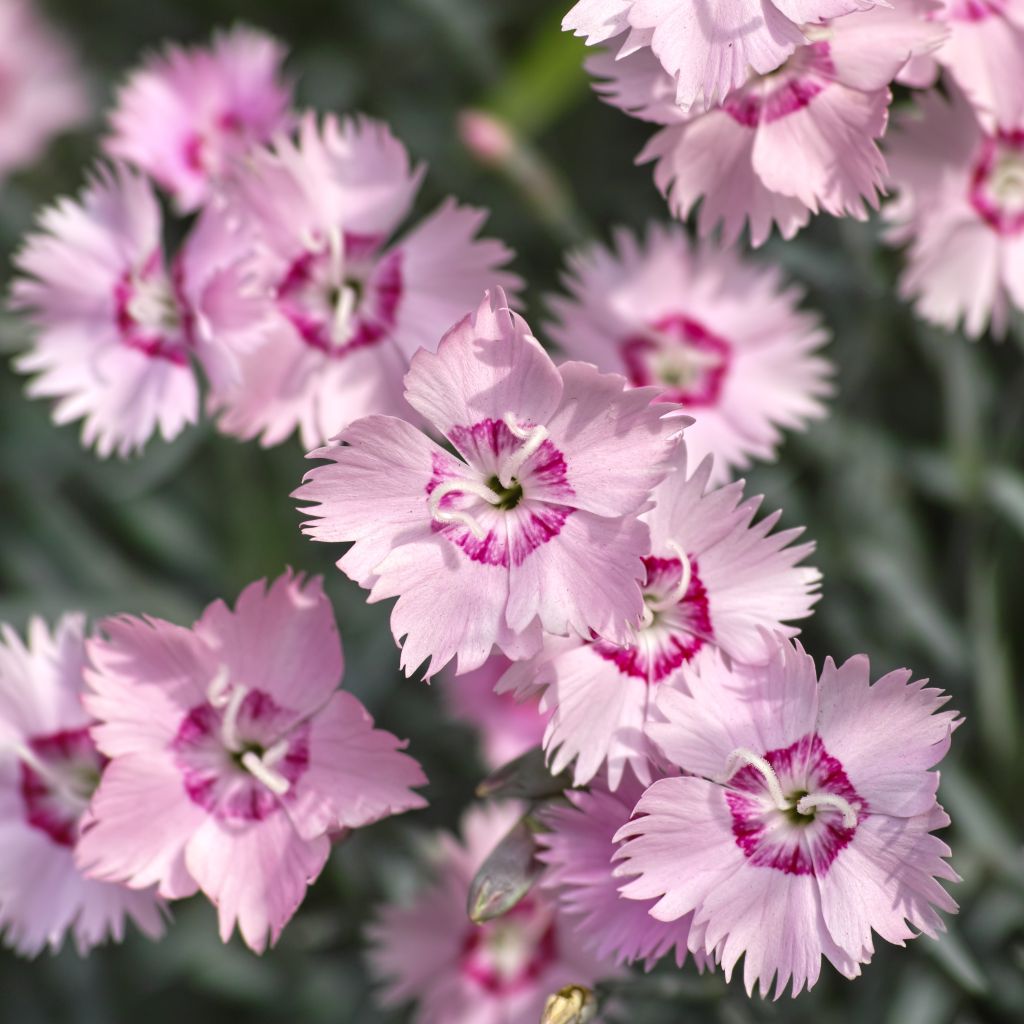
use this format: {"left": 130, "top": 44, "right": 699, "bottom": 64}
{"left": 296, "top": 289, "right": 686, "bottom": 678}
{"left": 614, "top": 639, "right": 960, "bottom": 997}
{"left": 367, "top": 801, "right": 611, "bottom": 1024}
{"left": 885, "top": 83, "right": 1024, "bottom": 337}
{"left": 498, "top": 451, "right": 819, "bottom": 789}
{"left": 105, "top": 25, "right": 292, "bottom": 212}
{"left": 587, "top": 0, "right": 945, "bottom": 245}
{"left": 563, "top": 0, "right": 880, "bottom": 113}
{"left": 538, "top": 769, "right": 708, "bottom": 971}
{"left": 440, "top": 655, "right": 547, "bottom": 770}
{"left": 208, "top": 113, "right": 521, "bottom": 449}
{"left": 9, "top": 163, "right": 264, "bottom": 457}
{"left": 0, "top": 0, "right": 88, "bottom": 184}
{"left": 0, "top": 615, "right": 164, "bottom": 956}
{"left": 547, "top": 224, "right": 831, "bottom": 482}
{"left": 76, "top": 572, "right": 426, "bottom": 953}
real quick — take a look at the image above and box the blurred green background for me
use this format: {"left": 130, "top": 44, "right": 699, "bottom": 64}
{"left": 1, "top": 1, "right": 1022, "bottom": 1021}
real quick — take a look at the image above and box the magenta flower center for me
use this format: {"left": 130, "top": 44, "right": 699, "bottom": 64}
{"left": 460, "top": 898, "right": 557, "bottom": 994}
{"left": 724, "top": 40, "right": 833, "bottom": 128}
{"left": 970, "top": 132, "right": 1024, "bottom": 235}
{"left": 172, "top": 682, "right": 310, "bottom": 825}
{"left": 949, "top": 0, "right": 1005, "bottom": 21}
{"left": 18, "top": 727, "right": 102, "bottom": 848}
{"left": 620, "top": 314, "right": 731, "bottom": 407}
{"left": 425, "top": 415, "right": 576, "bottom": 568}
{"left": 723, "top": 734, "right": 865, "bottom": 877}
{"left": 275, "top": 228, "right": 402, "bottom": 358}
{"left": 113, "top": 249, "right": 189, "bottom": 364}
{"left": 592, "top": 552, "right": 712, "bottom": 683}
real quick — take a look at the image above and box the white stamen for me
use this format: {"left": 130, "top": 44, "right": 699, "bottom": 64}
{"left": 220, "top": 685, "right": 248, "bottom": 753}
{"left": 499, "top": 413, "right": 549, "bottom": 487}
{"left": 240, "top": 751, "right": 290, "bottom": 795}
{"left": 326, "top": 225, "right": 344, "bottom": 284}
{"left": 13, "top": 743, "right": 87, "bottom": 807}
{"left": 332, "top": 283, "right": 358, "bottom": 345}
{"left": 718, "top": 747, "right": 789, "bottom": 811}
{"left": 261, "top": 738, "right": 290, "bottom": 769}
{"left": 647, "top": 540, "right": 693, "bottom": 612}
{"left": 428, "top": 478, "right": 501, "bottom": 540}
{"left": 796, "top": 791, "right": 859, "bottom": 828}
{"left": 207, "top": 665, "right": 232, "bottom": 707}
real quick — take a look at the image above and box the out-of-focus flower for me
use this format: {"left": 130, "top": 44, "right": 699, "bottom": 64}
{"left": 0, "top": 615, "right": 164, "bottom": 956}
{"left": 885, "top": 83, "right": 1024, "bottom": 337}
{"left": 367, "top": 801, "right": 612, "bottom": 1024}
{"left": 547, "top": 224, "right": 831, "bottom": 481}
{"left": 76, "top": 572, "right": 426, "bottom": 953}
{"left": 0, "top": 0, "right": 88, "bottom": 184}
{"left": 440, "top": 655, "right": 547, "bottom": 770}
{"left": 209, "top": 113, "right": 520, "bottom": 449}
{"left": 614, "top": 639, "right": 960, "bottom": 997}
{"left": 105, "top": 25, "right": 292, "bottom": 212}
{"left": 9, "top": 164, "right": 265, "bottom": 457}
{"left": 562, "top": 0, "right": 881, "bottom": 113}
{"left": 296, "top": 289, "right": 686, "bottom": 678}
{"left": 588, "top": 0, "right": 945, "bottom": 245}
{"left": 539, "top": 769, "right": 707, "bottom": 970}
{"left": 498, "top": 451, "right": 819, "bottom": 788}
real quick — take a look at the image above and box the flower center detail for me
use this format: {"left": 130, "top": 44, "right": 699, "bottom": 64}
{"left": 275, "top": 227, "right": 402, "bottom": 358}
{"left": 718, "top": 734, "right": 865, "bottom": 876}
{"left": 723, "top": 41, "right": 833, "bottom": 128}
{"left": 424, "top": 415, "right": 575, "bottom": 567}
{"left": 970, "top": 132, "right": 1024, "bottom": 235}
{"left": 591, "top": 548, "right": 713, "bottom": 683}
{"left": 460, "top": 899, "right": 557, "bottom": 994}
{"left": 17, "top": 728, "right": 102, "bottom": 848}
{"left": 113, "top": 250, "right": 188, "bottom": 364}
{"left": 171, "top": 669, "right": 309, "bottom": 824}
{"left": 621, "top": 314, "right": 731, "bottom": 407}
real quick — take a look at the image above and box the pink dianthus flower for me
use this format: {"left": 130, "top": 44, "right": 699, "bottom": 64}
{"left": 588, "top": 0, "right": 945, "bottom": 245}
{"left": 208, "top": 113, "right": 520, "bottom": 449}
{"left": 498, "top": 451, "right": 819, "bottom": 788}
{"left": 367, "top": 801, "right": 612, "bottom": 1024}
{"left": 0, "top": 615, "right": 164, "bottom": 956}
{"left": 547, "top": 224, "right": 831, "bottom": 482}
{"left": 296, "top": 289, "right": 686, "bottom": 678}
{"left": 614, "top": 639, "right": 960, "bottom": 997}
{"left": 75, "top": 572, "right": 426, "bottom": 953}
{"left": 105, "top": 25, "right": 293, "bottom": 212}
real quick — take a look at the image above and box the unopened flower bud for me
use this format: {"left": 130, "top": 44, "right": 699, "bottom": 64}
{"left": 541, "top": 985, "right": 596, "bottom": 1024}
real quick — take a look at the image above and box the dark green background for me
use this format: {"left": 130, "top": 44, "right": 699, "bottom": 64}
{"left": 0, "top": 1, "right": 1021, "bottom": 1021}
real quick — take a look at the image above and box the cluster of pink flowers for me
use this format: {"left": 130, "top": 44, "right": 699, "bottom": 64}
{"left": 2, "top": 15, "right": 965, "bottom": 1024}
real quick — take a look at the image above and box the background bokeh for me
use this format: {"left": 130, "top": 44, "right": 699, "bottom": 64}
{"left": 1, "top": 1, "right": 1022, "bottom": 1021}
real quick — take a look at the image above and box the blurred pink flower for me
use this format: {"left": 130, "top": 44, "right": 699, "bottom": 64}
{"left": 547, "top": 224, "right": 831, "bottom": 482}
{"left": 368, "top": 801, "right": 612, "bottom": 1024}
{"left": 563, "top": 0, "right": 879, "bottom": 113}
{"left": 440, "top": 655, "right": 547, "bottom": 770}
{"left": 497, "top": 451, "right": 819, "bottom": 788}
{"left": 614, "top": 639, "right": 960, "bottom": 997}
{"left": 589, "top": 0, "right": 945, "bottom": 245}
{"left": 105, "top": 25, "right": 292, "bottom": 212}
{"left": 208, "top": 113, "right": 521, "bottom": 449}
{"left": 10, "top": 164, "right": 263, "bottom": 457}
{"left": 0, "top": 0, "right": 88, "bottom": 183}
{"left": 76, "top": 572, "right": 426, "bottom": 953}
{"left": 885, "top": 83, "right": 1024, "bottom": 337}
{"left": 0, "top": 615, "right": 164, "bottom": 956}
{"left": 296, "top": 289, "right": 686, "bottom": 678}
{"left": 538, "top": 768, "right": 709, "bottom": 971}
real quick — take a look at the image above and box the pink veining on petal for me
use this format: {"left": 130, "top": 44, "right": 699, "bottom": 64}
{"left": 969, "top": 131, "right": 1024, "bottom": 235}
{"left": 592, "top": 554, "right": 713, "bottom": 683}
{"left": 171, "top": 691, "right": 310, "bottom": 824}
{"left": 620, "top": 314, "right": 731, "bottom": 408}
{"left": 459, "top": 898, "right": 559, "bottom": 994}
{"left": 723, "top": 43, "right": 834, "bottom": 129}
{"left": 948, "top": 0, "right": 1005, "bottom": 21}
{"left": 725, "top": 733, "right": 865, "bottom": 877}
{"left": 19, "top": 728, "right": 102, "bottom": 848}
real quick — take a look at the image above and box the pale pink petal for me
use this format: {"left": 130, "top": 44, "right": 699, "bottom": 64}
{"left": 563, "top": 0, "right": 633, "bottom": 43}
